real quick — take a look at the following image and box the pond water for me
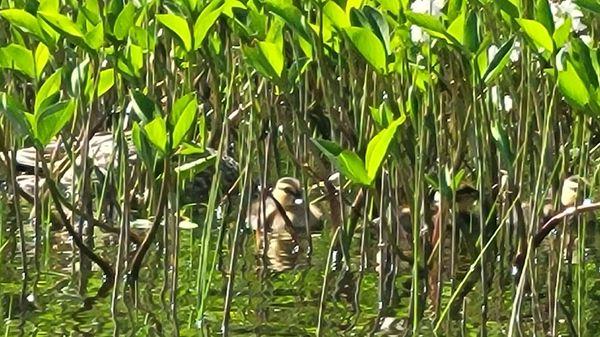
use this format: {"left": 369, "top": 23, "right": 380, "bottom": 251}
{"left": 2, "top": 200, "right": 600, "bottom": 336}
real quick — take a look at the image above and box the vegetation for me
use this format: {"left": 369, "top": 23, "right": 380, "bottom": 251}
{"left": 0, "top": 0, "right": 599, "bottom": 335}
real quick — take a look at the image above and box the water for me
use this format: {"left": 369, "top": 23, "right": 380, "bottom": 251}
{"left": 3, "top": 204, "right": 600, "bottom": 336}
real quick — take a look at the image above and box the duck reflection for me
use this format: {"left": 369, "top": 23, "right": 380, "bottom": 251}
{"left": 247, "top": 177, "right": 323, "bottom": 272}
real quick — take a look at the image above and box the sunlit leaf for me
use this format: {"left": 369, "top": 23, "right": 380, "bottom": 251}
{"left": 338, "top": 150, "right": 370, "bottom": 185}
{"left": 516, "top": 18, "right": 554, "bottom": 53}
{"left": 35, "top": 68, "right": 62, "bottom": 113}
{"left": 114, "top": 2, "right": 136, "bottom": 41}
{"left": 193, "top": 3, "right": 222, "bottom": 49}
{"left": 0, "top": 44, "right": 35, "bottom": 78}
{"left": 243, "top": 41, "right": 285, "bottom": 80}
{"left": 157, "top": 13, "right": 192, "bottom": 52}
{"left": 144, "top": 116, "right": 168, "bottom": 154}
{"left": 0, "top": 9, "right": 44, "bottom": 40}
{"left": 85, "top": 22, "right": 104, "bottom": 50}
{"left": 365, "top": 115, "right": 405, "bottom": 181}
{"left": 265, "top": 0, "right": 310, "bottom": 41}
{"left": 344, "top": 26, "right": 387, "bottom": 73}
{"left": 38, "top": 11, "right": 84, "bottom": 39}
{"left": 171, "top": 94, "right": 197, "bottom": 148}
{"left": 553, "top": 16, "right": 571, "bottom": 48}
{"left": 34, "top": 42, "right": 50, "bottom": 79}
{"left": 557, "top": 59, "right": 590, "bottom": 109}
{"left": 35, "top": 99, "right": 75, "bottom": 146}
{"left": 97, "top": 68, "right": 115, "bottom": 98}
{"left": 323, "top": 1, "right": 350, "bottom": 29}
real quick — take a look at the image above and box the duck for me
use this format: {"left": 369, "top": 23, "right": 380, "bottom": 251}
{"left": 248, "top": 177, "right": 323, "bottom": 237}
{"left": 6, "top": 131, "right": 239, "bottom": 205}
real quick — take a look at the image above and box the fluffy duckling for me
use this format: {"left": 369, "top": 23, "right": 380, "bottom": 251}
{"left": 248, "top": 177, "right": 323, "bottom": 235}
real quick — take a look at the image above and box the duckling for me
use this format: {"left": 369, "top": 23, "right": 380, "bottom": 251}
{"left": 248, "top": 177, "right": 323, "bottom": 235}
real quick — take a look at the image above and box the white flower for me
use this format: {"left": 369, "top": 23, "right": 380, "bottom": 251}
{"left": 580, "top": 35, "right": 592, "bottom": 46}
{"left": 551, "top": 0, "right": 587, "bottom": 33}
{"left": 490, "top": 86, "right": 513, "bottom": 112}
{"left": 410, "top": 25, "right": 428, "bottom": 43}
{"left": 410, "top": 0, "right": 445, "bottom": 15}
{"left": 488, "top": 44, "right": 499, "bottom": 61}
{"left": 409, "top": 0, "right": 446, "bottom": 43}
{"left": 510, "top": 41, "right": 521, "bottom": 63}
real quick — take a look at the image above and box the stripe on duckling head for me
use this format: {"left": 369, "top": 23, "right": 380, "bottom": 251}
{"left": 275, "top": 177, "right": 301, "bottom": 191}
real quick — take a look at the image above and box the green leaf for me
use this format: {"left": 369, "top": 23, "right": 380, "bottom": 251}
{"left": 157, "top": 13, "right": 192, "bottom": 52}
{"left": 193, "top": 3, "right": 222, "bottom": 49}
{"left": 365, "top": 116, "right": 405, "bottom": 181}
{"left": 38, "top": 11, "right": 84, "bottom": 39}
{"left": 34, "top": 42, "right": 50, "bottom": 79}
{"left": 516, "top": 18, "right": 554, "bottom": 53}
{"left": 35, "top": 68, "right": 62, "bottom": 113}
{"left": 130, "top": 90, "right": 157, "bottom": 123}
{"left": 338, "top": 150, "right": 371, "bottom": 185}
{"left": 558, "top": 59, "right": 590, "bottom": 109}
{"left": 344, "top": 26, "right": 387, "bottom": 73}
{"left": 171, "top": 94, "right": 197, "bottom": 148}
{"left": 553, "top": 16, "right": 571, "bottom": 48}
{"left": 175, "top": 155, "right": 216, "bottom": 173}
{"left": 483, "top": 37, "right": 515, "bottom": 85}
{"left": 35, "top": 99, "right": 75, "bottom": 146}
{"left": 97, "top": 68, "right": 115, "bottom": 98}
{"left": 85, "top": 22, "right": 104, "bottom": 50}
{"left": 497, "top": 0, "right": 520, "bottom": 17}
{"left": 535, "top": 0, "right": 554, "bottom": 34}
{"left": 243, "top": 41, "right": 285, "bottom": 80}
{"left": 363, "top": 5, "right": 391, "bottom": 55}
{"left": 144, "top": 116, "right": 168, "bottom": 154}
{"left": 464, "top": 10, "right": 479, "bottom": 53}
{"left": 0, "top": 92, "right": 33, "bottom": 137}
{"left": 132, "top": 122, "right": 153, "bottom": 166}
{"left": 0, "top": 9, "right": 44, "bottom": 40}
{"left": 114, "top": 2, "right": 136, "bottom": 41}
{"left": 323, "top": 1, "right": 350, "bottom": 29}
{"left": 575, "top": 0, "right": 600, "bottom": 13}
{"left": 0, "top": 44, "right": 35, "bottom": 78}
{"left": 70, "top": 59, "right": 89, "bottom": 98}
{"left": 265, "top": 0, "right": 310, "bottom": 41}
{"left": 405, "top": 12, "right": 447, "bottom": 37}
{"left": 491, "top": 121, "right": 514, "bottom": 164}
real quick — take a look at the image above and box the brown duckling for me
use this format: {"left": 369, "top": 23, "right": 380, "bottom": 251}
{"left": 248, "top": 177, "right": 323, "bottom": 236}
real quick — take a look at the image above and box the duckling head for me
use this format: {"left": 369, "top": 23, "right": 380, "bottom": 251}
{"left": 271, "top": 177, "right": 305, "bottom": 208}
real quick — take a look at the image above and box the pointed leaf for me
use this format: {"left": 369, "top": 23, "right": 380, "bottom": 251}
{"left": 193, "top": 4, "right": 222, "bottom": 49}
{"left": 114, "top": 2, "right": 136, "bottom": 41}
{"left": 35, "top": 68, "right": 62, "bottom": 113}
{"left": 34, "top": 42, "right": 50, "bottom": 79}
{"left": 35, "top": 99, "right": 75, "bottom": 146}
{"left": 157, "top": 13, "right": 192, "bottom": 52}
{"left": 144, "top": 116, "right": 168, "bottom": 154}
{"left": 365, "top": 116, "right": 405, "bottom": 181}
{"left": 558, "top": 59, "right": 590, "bottom": 109}
{"left": 0, "top": 9, "right": 44, "bottom": 40}
{"left": 483, "top": 37, "right": 514, "bottom": 84}
{"left": 38, "top": 11, "right": 84, "bottom": 39}
{"left": 516, "top": 18, "right": 554, "bottom": 53}
{"left": 0, "top": 44, "right": 35, "bottom": 78}
{"left": 171, "top": 94, "right": 197, "bottom": 148}
{"left": 344, "top": 26, "right": 387, "bottom": 73}
{"left": 338, "top": 150, "right": 370, "bottom": 185}
{"left": 265, "top": 0, "right": 310, "bottom": 41}
{"left": 0, "top": 92, "right": 33, "bottom": 137}
{"left": 535, "top": 0, "right": 554, "bottom": 34}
